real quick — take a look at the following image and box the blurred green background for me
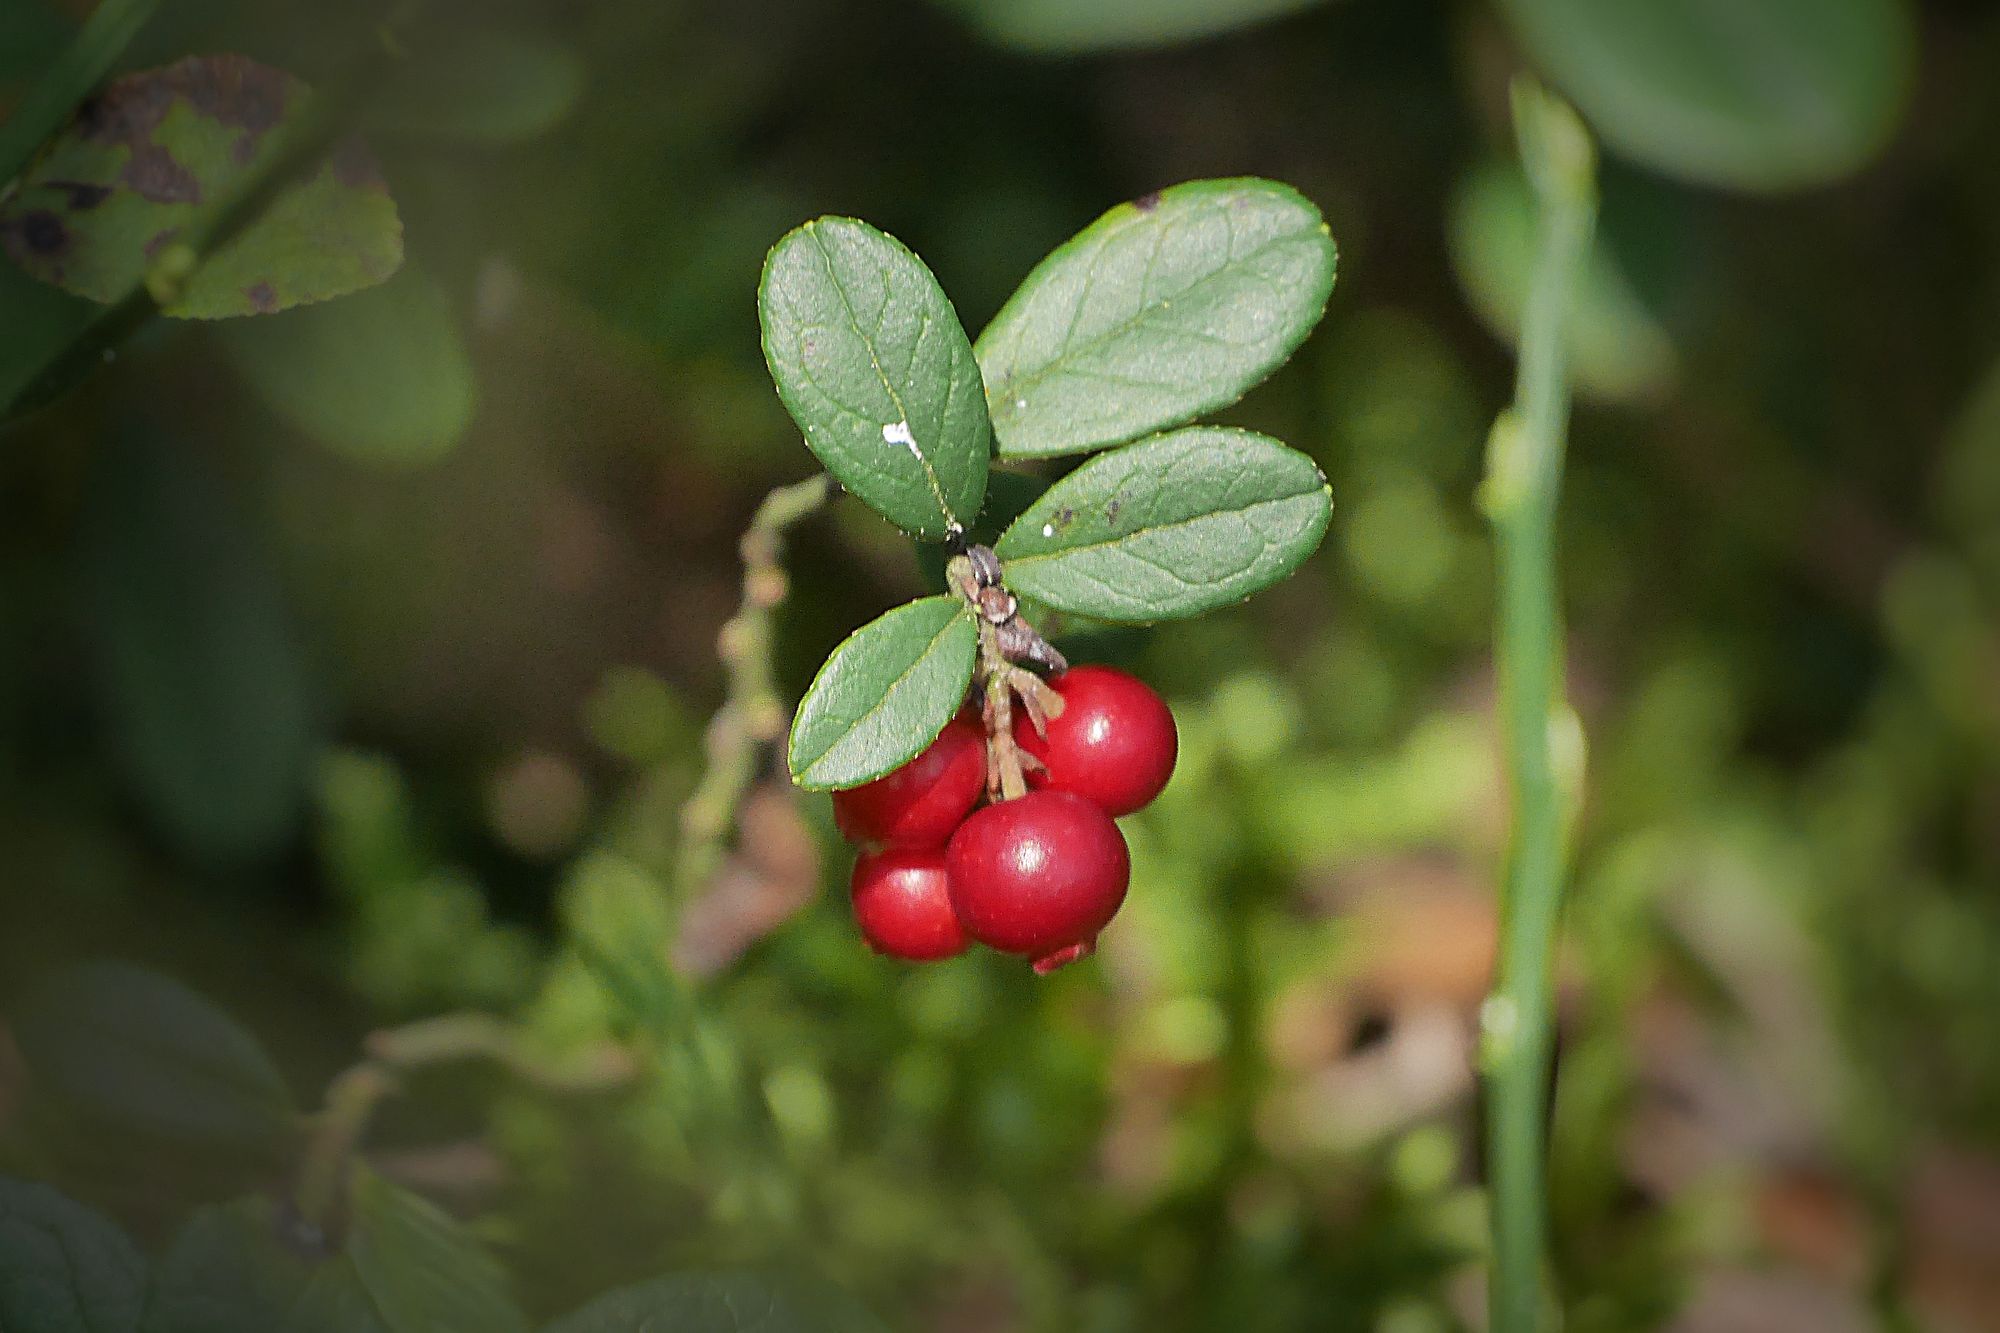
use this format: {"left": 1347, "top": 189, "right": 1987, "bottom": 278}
{"left": 4, "top": 0, "right": 2000, "bottom": 1329}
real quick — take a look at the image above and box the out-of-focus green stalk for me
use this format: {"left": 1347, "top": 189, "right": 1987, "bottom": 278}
{"left": 0, "top": 0, "right": 162, "bottom": 191}
{"left": 1478, "top": 78, "right": 1597, "bottom": 1333}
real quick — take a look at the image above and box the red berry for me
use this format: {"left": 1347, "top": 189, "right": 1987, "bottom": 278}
{"left": 1013, "top": 665, "right": 1177, "bottom": 817}
{"left": 832, "top": 718, "right": 986, "bottom": 848}
{"left": 850, "top": 846, "right": 968, "bottom": 961}
{"left": 945, "top": 790, "right": 1129, "bottom": 970}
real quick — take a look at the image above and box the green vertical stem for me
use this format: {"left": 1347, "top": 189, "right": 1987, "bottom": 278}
{"left": 1479, "top": 80, "right": 1598, "bottom": 1333}
{"left": 0, "top": 0, "right": 163, "bottom": 191}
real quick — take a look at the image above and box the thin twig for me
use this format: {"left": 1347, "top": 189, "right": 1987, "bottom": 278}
{"left": 1478, "top": 78, "right": 1597, "bottom": 1333}
{"left": 672, "top": 473, "right": 831, "bottom": 902}
{"left": 294, "top": 1013, "right": 636, "bottom": 1231}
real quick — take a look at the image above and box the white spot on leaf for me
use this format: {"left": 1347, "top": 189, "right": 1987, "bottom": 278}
{"left": 1041, "top": 523, "right": 1055, "bottom": 538}
{"left": 882, "top": 420, "right": 920, "bottom": 458}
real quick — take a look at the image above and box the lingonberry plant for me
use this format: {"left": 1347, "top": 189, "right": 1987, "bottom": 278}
{"left": 757, "top": 178, "right": 1337, "bottom": 970}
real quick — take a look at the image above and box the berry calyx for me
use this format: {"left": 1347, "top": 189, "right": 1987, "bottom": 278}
{"left": 1013, "top": 665, "right": 1177, "bottom": 817}
{"left": 832, "top": 717, "right": 986, "bottom": 848}
{"left": 945, "top": 790, "right": 1129, "bottom": 969}
{"left": 850, "top": 846, "right": 968, "bottom": 961}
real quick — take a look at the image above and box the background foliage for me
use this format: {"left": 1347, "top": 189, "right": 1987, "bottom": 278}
{"left": 4, "top": 0, "right": 2000, "bottom": 1329}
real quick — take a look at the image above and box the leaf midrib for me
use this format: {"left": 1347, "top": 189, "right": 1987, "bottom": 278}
{"left": 797, "top": 605, "right": 970, "bottom": 781}
{"left": 983, "top": 199, "right": 1314, "bottom": 411}
{"left": 1001, "top": 485, "right": 1322, "bottom": 574}
{"left": 807, "top": 224, "right": 961, "bottom": 531}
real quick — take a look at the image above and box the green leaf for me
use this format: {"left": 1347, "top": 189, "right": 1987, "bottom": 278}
{"left": 0, "top": 1176, "right": 148, "bottom": 1333}
{"left": 787, "top": 596, "right": 977, "bottom": 790}
{"left": 0, "top": 55, "right": 402, "bottom": 318}
{"left": 280, "top": 1260, "right": 388, "bottom": 1333}
{"left": 346, "top": 1169, "right": 527, "bottom": 1333}
{"left": 142, "top": 1200, "right": 311, "bottom": 1333}
{"left": 939, "top": 0, "right": 1331, "bottom": 52}
{"left": 216, "top": 265, "right": 476, "bottom": 465}
{"left": 993, "top": 427, "right": 1331, "bottom": 622}
{"left": 759, "top": 217, "right": 989, "bottom": 540}
{"left": 976, "top": 178, "right": 1335, "bottom": 459}
{"left": 78, "top": 431, "right": 322, "bottom": 862}
{"left": 0, "top": 249, "right": 98, "bottom": 419}
{"left": 1448, "top": 161, "right": 1675, "bottom": 403}
{"left": 12, "top": 962, "right": 297, "bottom": 1159}
{"left": 363, "top": 28, "right": 585, "bottom": 145}
{"left": 544, "top": 1272, "right": 886, "bottom": 1333}
{"left": 1495, "top": 0, "right": 1914, "bottom": 192}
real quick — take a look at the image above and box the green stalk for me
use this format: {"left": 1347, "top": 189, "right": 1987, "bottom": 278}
{"left": 0, "top": 0, "right": 163, "bottom": 192}
{"left": 1478, "top": 79, "right": 1597, "bottom": 1333}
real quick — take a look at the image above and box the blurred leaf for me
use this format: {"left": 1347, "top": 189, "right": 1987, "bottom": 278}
{"left": 346, "top": 1169, "right": 527, "bottom": 1333}
{"left": 1495, "top": 0, "right": 1914, "bottom": 191}
{"left": 0, "top": 1176, "right": 148, "bottom": 1333}
{"left": 0, "top": 55, "right": 402, "bottom": 318}
{"left": 976, "top": 178, "right": 1335, "bottom": 459}
{"left": 364, "top": 28, "right": 585, "bottom": 145}
{"left": 1449, "top": 160, "right": 1675, "bottom": 402}
{"left": 216, "top": 265, "right": 476, "bottom": 465}
{"left": 0, "top": 0, "right": 70, "bottom": 86}
{"left": 913, "top": 468, "right": 1048, "bottom": 589}
{"left": 940, "top": 0, "right": 1332, "bottom": 53}
{"left": 759, "top": 216, "right": 989, "bottom": 540}
{"left": 280, "top": 1259, "right": 388, "bottom": 1333}
{"left": 993, "top": 427, "right": 1332, "bottom": 622}
{"left": 0, "top": 251, "right": 99, "bottom": 419}
{"left": 545, "top": 1271, "right": 887, "bottom": 1333}
{"left": 142, "top": 1200, "right": 312, "bottom": 1333}
{"left": 78, "top": 430, "right": 321, "bottom": 862}
{"left": 12, "top": 962, "right": 297, "bottom": 1160}
{"left": 787, "top": 596, "right": 977, "bottom": 790}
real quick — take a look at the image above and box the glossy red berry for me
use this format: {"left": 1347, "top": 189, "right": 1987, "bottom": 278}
{"left": 850, "top": 846, "right": 968, "bottom": 961}
{"left": 945, "top": 790, "right": 1129, "bottom": 971}
{"left": 832, "top": 717, "right": 986, "bottom": 848}
{"left": 1013, "top": 665, "right": 1177, "bottom": 817}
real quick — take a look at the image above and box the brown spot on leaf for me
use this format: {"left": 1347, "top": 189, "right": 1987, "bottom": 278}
{"left": 1055, "top": 505, "right": 1075, "bottom": 531}
{"left": 1134, "top": 190, "right": 1162, "bottom": 212}
{"left": 330, "top": 137, "right": 387, "bottom": 192}
{"left": 1105, "top": 499, "right": 1122, "bottom": 522}
{"left": 73, "top": 56, "right": 299, "bottom": 201}
{"left": 47, "top": 181, "right": 112, "bottom": 210}
{"left": 7, "top": 210, "right": 72, "bottom": 259}
{"left": 244, "top": 281, "right": 279, "bottom": 313}
{"left": 121, "top": 143, "right": 200, "bottom": 204}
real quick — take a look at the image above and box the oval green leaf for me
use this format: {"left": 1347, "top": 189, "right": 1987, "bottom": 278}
{"left": 347, "top": 1169, "right": 527, "bottom": 1333}
{"left": 280, "top": 1259, "right": 388, "bottom": 1333}
{"left": 975, "top": 178, "right": 1335, "bottom": 459}
{"left": 142, "top": 1200, "right": 311, "bottom": 1333}
{"left": 0, "top": 1177, "right": 147, "bottom": 1333}
{"left": 994, "top": 427, "right": 1331, "bottom": 622}
{"left": 12, "top": 962, "right": 297, "bottom": 1159}
{"left": 0, "top": 55, "right": 402, "bottom": 319}
{"left": 79, "top": 431, "right": 322, "bottom": 863}
{"left": 546, "top": 1272, "right": 886, "bottom": 1333}
{"left": 363, "top": 29, "right": 585, "bottom": 145}
{"left": 1448, "top": 160, "right": 1676, "bottom": 403}
{"left": 217, "top": 264, "right": 476, "bottom": 465}
{"left": 939, "top": 0, "right": 1332, "bottom": 52}
{"left": 1496, "top": 0, "right": 1914, "bottom": 192}
{"left": 759, "top": 217, "right": 989, "bottom": 540}
{"left": 787, "top": 596, "right": 977, "bottom": 790}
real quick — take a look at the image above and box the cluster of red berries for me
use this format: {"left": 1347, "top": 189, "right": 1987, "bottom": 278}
{"left": 835, "top": 666, "right": 1178, "bottom": 973}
